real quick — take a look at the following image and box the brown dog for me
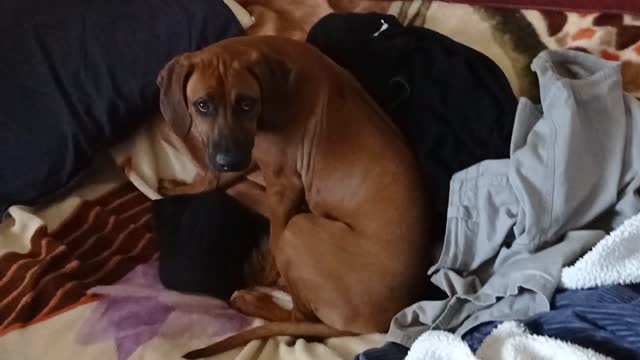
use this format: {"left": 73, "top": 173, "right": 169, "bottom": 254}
{"left": 156, "top": 35, "right": 432, "bottom": 358}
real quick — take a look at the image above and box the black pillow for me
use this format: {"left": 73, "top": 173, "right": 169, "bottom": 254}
{"left": 0, "top": 0, "right": 244, "bottom": 213}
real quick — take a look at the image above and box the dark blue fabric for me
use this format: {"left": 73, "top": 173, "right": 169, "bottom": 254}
{"left": 526, "top": 284, "right": 640, "bottom": 359}
{"left": 0, "top": 0, "right": 243, "bottom": 213}
{"left": 462, "top": 321, "right": 499, "bottom": 352}
{"left": 364, "top": 285, "right": 640, "bottom": 358}
{"left": 462, "top": 284, "right": 640, "bottom": 358}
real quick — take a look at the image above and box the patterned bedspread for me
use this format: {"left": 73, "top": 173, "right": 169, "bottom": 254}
{"left": 2, "top": 1, "right": 639, "bottom": 359}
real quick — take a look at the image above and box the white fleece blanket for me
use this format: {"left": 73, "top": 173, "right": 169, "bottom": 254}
{"left": 405, "top": 321, "right": 612, "bottom": 360}
{"left": 405, "top": 211, "right": 640, "bottom": 360}
{"left": 560, "top": 211, "right": 640, "bottom": 290}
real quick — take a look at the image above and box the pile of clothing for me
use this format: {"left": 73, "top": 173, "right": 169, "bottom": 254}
{"left": 306, "top": 12, "right": 640, "bottom": 360}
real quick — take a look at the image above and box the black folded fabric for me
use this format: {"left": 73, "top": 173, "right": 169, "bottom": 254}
{"left": 307, "top": 13, "right": 517, "bottom": 239}
{"left": 152, "top": 190, "right": 268, "bottom": 299}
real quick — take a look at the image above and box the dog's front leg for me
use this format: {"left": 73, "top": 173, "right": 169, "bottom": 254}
{"left": 226, "top": 178, "right": 270, "bottom": 218}
{"left": 264, "top": 175, "right": 315, "bottom": 322}
{"left": 266, "top": 176, "right": 305, "bottom": 238}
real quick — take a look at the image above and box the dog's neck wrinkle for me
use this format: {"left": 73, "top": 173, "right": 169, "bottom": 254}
{"left": 297, "top": 87, "right": 326, "bottom": 190}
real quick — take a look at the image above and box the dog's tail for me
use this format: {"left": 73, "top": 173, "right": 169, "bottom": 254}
{"left": 182, "top": 322, "right": 354, "bottom": 359}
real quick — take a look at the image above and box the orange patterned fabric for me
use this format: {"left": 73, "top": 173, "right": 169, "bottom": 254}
{"left": 528, "top": 11, "right": 640, "bottom": 94}
{"left": 444, "top": 0, "right": 640, "bottom": 15}
{"left": 0, "top": 183, "right": 156, "bottom": 335}
{"left": 571, "top": 27, "right": 596, "bottom": 40}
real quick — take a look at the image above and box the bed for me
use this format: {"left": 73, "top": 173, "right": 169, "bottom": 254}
{"left": 1, "top": 1, "right": 639, "bottom": 359}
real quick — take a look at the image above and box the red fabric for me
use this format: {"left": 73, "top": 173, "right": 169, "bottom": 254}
{"left": 444, "top": 0, "right": 640, "bottom": 15}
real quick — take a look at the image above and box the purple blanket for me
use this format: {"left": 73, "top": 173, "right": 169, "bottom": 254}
{"left": 77, "top": 261, "right": 255, "bottom": 360}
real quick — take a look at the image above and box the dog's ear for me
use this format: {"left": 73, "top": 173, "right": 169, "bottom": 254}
{"left": 246, "top": 51, "right": 292, "bottom": 130}
{"left": 157, "top": 55, "right": 194, "bottom": 138}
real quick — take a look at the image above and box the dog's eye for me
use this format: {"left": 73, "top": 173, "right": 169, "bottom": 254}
{"left": 195, "top": 99, "right": 212, "bottom": 114}
{"left": 237, "top": 97, "right": 257, "bottom": 112}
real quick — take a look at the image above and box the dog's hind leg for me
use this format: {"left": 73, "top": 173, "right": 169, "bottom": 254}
{"left": 276, "top": 213, "right": 399, "bottom": 334}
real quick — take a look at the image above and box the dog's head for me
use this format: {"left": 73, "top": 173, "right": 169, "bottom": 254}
{"left": 157, "top": 40, "right": 291, "bottom": 173}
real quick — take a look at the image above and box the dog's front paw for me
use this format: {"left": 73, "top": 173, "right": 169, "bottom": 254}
{"left": 158, "top": 178, "right": 190, "bottom": 196}
{"left": 230, "top": 289, "right": 265, "bottom": 313}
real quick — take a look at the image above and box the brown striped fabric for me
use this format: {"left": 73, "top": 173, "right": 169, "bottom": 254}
{"left": 0, "top": 183, "right": 157, "bottom": 335}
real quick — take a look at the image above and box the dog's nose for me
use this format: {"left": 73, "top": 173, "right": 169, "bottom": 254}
{"left": 212, "top": 152, "right": 249, "bottom": 172}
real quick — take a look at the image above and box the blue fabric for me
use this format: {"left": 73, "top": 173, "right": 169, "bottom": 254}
{"left": 357, "top": 285, "right": 640, "bottom": 360}
{"left": 526, "top": 284, "right": 640, "bottom": 359}
{"left": 462, "top": 284, "right": 640, "bottom": 358}
{"left": 462, "top": 321, "right": 499, "bottom": 352}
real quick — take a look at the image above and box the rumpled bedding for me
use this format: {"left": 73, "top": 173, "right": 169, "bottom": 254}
{"left": 413, "top": 210, "right": 640, "bottom": 360}
{"left": 359, "top": 211, "right": 640, "bottom": 360}
{"left": 388, "top": 47, "right": 640, "bottom": 343}
{"left": 3, "top": 1, "right": 640, "bottom": 360}
{"left": 0, "top": 155, "right": 384, "bottom": 359}
{"left": 407, "top": 321, "right": 615, "bottom": 360}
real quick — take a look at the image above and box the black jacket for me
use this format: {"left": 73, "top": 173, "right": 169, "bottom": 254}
{"left": 307, "top": 13, "right": 517, "bottom": 238}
